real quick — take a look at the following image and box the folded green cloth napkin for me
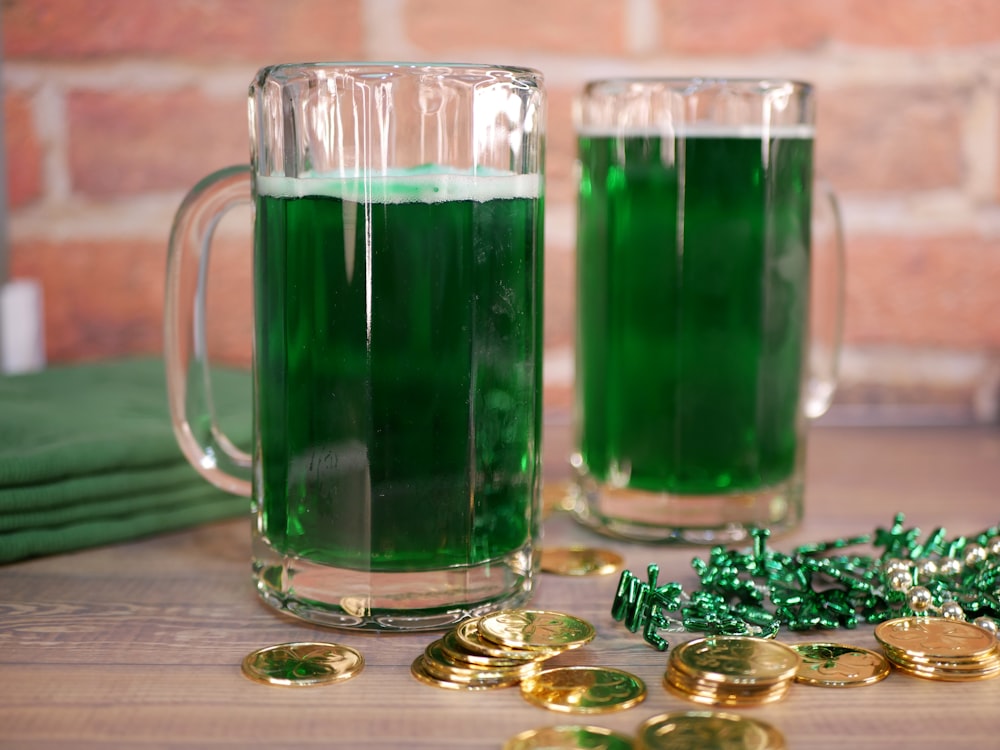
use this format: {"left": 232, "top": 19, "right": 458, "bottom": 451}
{"left": 0, "top": 358, "right": 252, "bottom": 564}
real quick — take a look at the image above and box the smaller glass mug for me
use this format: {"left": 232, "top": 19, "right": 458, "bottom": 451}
{"left": 165, "top": 63, "right": 546, "bottom": 630}
{"left": 571, "top": 78, "right": 844, "bottom": 544}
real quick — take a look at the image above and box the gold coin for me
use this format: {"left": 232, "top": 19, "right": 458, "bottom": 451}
{"left": 671, "top": 636, "right": 801, "bottom": 686}
{"left": 479, "top": 609, "right": 597, "bottom": 651}
{"left": 664, "top": 669, "right": 791, "bottom": 707}
{"left": 410, "top": 654, "right": 522, "bottom": 690}
{"left": 503, "top": 725, "right": 634, "bottom": 750}
{"left": 441, "top": 626, "right": 541, "bottom": 667}
{"left": 452, "top": 618, "right": 561, "bottom": 661}
{"left": 542, "top": 481, "right": 574, "bottom": 515}
{"left": 241, "top": 642, "right": 364, "bottom": 687}
{"left": 881, "top": 642, "right": 1000, "bottom": 671}
{"left": 540, "top": 546, "right": 624, "bottom": 576}
{"left": 665, "top": 666, "right": 791, "bottom": 698}
{"left": 638, "top": 711, "right": 785, "bottom": 750}
{"left": 339, "top": 595, "right": 370, "bottom": 617}
{"left": 791, "top": 642, "right": 891, "bottom": 687}
{"left": 519, "top": 666, "right": 646, "bottom": 714}
{"left": 421, "top": 639, "right": 542, "bottom": 682}
{"left": 890, "top": 659, "right": 1000, "bottom": 682}
{"left": 421, "top": 658, "right": 541, "bottom": 686}
{"left": 874, "top": 616, "right": 999, "bottom": 661}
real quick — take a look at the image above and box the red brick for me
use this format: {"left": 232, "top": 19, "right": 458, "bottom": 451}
{"left": 3, "top": 0, "right": 364, "bottom": 62}
{"left": 828, "top": 0, "right": 1000, "bottom": 48}
{"left": 204, "top": 231, "right": 254, "bottom": 368}
{"left": 843, "top": 234, "right": 1000, "bottom": 349}
{"left": 10, "top": 240, "right": 165, "bottom": 363}
{"left": 816, "top": 86, "right": 965, "bottom": 193}
{"left": 544, "top": 382, "right": 574, "bottom": 416}
{"left": 403, "top": 0, "right": 628, "bottom": 57}
{"left": 997, "top": 91, "right": 1000, "bottom": 205}
{"left": 544, "top": 242, "right": 575, "bottom": 354}
{"left": 545, "top": 86, "right": 578, "bottom": 210}
{"left": 68, "top": 89, "right": 248, "bottom": 198}
{"left": 3, "top": 91, "right": 44, "bottom": 208}
{"left": 656, "top": 0, "right": 1000, "bottom": 55}
{"left": 657, "top": 0, "right": 827, "bottom": 54}
{"left": 550, "top": 82, "right": 968, "bottom": 203}
{"left": 10, "top": 235, "right": 254, "bottom": 366}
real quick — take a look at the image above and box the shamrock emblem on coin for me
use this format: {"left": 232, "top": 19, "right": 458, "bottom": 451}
{"left": 241, "top": 642, "right": 365, "bottom": 686}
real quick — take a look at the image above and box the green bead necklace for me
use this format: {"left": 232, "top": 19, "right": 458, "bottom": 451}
{"left": 611, "top": 513, "right": 1000, "bottom": 651}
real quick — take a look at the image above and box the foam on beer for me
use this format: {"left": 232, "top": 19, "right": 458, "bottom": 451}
{"left": 257, "top": 167, "right": 540, "bottom": 203}
{"left": 576, "top": 124, "right": 815, "bottom": 139}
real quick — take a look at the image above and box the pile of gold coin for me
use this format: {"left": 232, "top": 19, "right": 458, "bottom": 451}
{"left": 411, "top": 609, "right": 596, "bottom": 691}
{"left": 874, "top": 616, "right": 1000, "bottom": 681}
{"left": 664, "top": 635, "right": 801, "bottom": 706}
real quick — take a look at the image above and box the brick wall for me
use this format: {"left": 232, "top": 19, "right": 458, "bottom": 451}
{"left": 4, "top": 0, "right": 1000, "bottom": 422}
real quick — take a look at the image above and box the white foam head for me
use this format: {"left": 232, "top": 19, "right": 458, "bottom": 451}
{"left": 256, "top": 168, "right": 541, "bottom": 203}
{"left": 576, "top": 124, "right": 815, "bottom": 139}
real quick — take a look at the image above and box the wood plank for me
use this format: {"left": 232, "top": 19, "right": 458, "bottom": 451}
{"left": 2, "top": 426, "right": 1000, "bottom": 748}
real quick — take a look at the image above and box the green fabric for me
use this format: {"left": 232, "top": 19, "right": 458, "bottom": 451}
{"left": 0, "top": 358, "right": 252, "bottom": 564}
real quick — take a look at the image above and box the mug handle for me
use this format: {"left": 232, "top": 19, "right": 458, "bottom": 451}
{"left": 804, "top": 179, "right": 846, "bottom": 419}
{"left": 164, "top": 165, "right": 253, "bottom": 497}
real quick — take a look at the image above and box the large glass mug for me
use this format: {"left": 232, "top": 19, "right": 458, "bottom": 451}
{"left": 165, "top": 63, "right": 546, "bottom": 630}
{"left": 571, "top": 78, "right": 843, "bottom": 544}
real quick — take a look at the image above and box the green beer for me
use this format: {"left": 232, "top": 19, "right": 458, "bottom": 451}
{"left": 576, "top": 129, "right": 813, "bottom": 495}
{"left": 254, "top": 169, "right": 542, "bottom": 572}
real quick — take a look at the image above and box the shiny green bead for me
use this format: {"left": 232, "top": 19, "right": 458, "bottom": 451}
{"left": 610, "top": 514, "right": 1000, "bottom": 650}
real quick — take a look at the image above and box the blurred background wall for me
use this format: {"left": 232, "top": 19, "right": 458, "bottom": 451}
{"left": 3, "top": 0, "right": 999, "bottom": 425}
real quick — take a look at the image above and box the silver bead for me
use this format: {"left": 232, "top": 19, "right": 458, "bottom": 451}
{"left": 888, "top": 569, "right": 911, "bottom": 592}
{"left": 908, "top": 586, "right": 934, "bottom": 612}
{"left": 963, "top": 543, "right": 987, "bottom": 567}
{"left": 938, "top": 556, "right": 963, "bottom": 577}
{"left": 988, "top": 536, "right": 1000, "bottom": 557}
{"left": 973, "top": 617, "right": 999, "bottom": 636}
{"left": 884, "top": 558, "right": 910, "bottom": 576}
{"left": 940, "top": 600, "right": 966, "bottom": 620}
{"left": 915, "top": 558, "right": 938, "bottom": 579}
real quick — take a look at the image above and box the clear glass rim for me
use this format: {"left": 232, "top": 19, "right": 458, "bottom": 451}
{"left": 255, "top": 61, "right": 544, "bottom": 83}
{"left": 581, "top": 77, "right": 812, "bottom": 95}
{"left": 575, "top": 77, "right": 815, "bottom": 132}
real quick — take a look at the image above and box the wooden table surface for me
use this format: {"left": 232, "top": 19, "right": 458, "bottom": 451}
{"left": 3, "top": 425, "right": 1000, "bottom": 749}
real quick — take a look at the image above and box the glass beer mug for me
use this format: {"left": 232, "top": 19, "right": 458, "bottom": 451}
{"left": 571, "top": 78, "right": 843, "bottom": 544}
{"left": 165, "top": 63, "right": 546, "bottom": 629}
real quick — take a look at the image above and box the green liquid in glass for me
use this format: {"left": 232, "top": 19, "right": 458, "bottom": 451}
{"left": 254, "top": 173, "right": 542, "bottom": 571}
{"left": 576, "top": 132, "right": 812, "bottom": 495}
